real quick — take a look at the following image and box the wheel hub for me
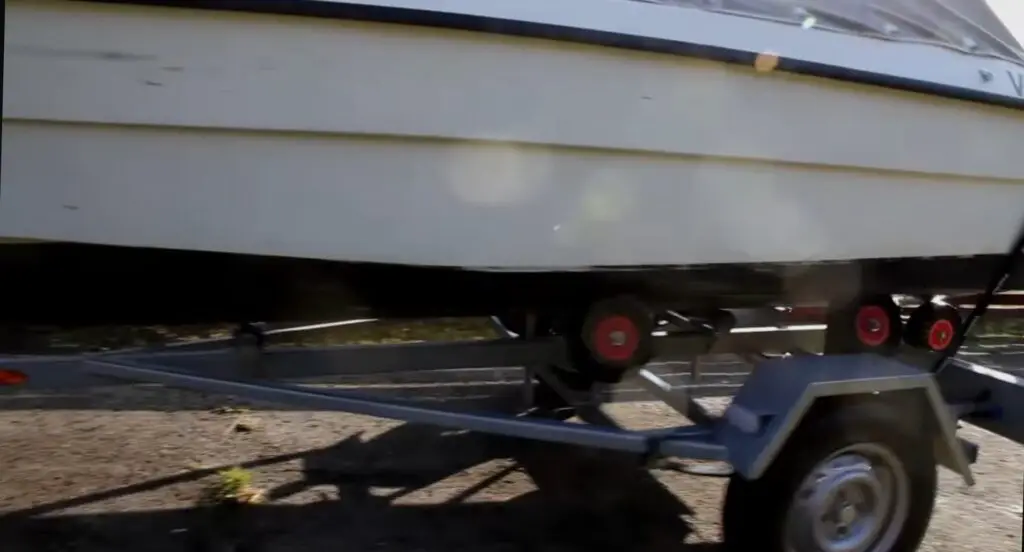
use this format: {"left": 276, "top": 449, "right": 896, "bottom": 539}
{"left": 608, "top": 330, "right": 628, "bottom": 347}
{"left": 785, "top": 445, "right": 910, "bottom": 552}
{"left": 927, "top": 319, "right": 955, "bottom": 351}
{"left": 591, "top": 315, "right": 640, "bottom": 362}
{"left": 837, "top": 502, "right": 858, "bottom": 527}
{"left": 808, "top": 456, "right": 884, "bottom": 552}
{"left": 854, "top": 306, "right": 891, "bottom": 347}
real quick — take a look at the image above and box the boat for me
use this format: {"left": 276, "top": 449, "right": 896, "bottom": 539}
{"left": 3, "top": 0, "right": 1024, "bottom": 327}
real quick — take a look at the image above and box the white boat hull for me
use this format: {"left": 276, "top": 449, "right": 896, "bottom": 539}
{"left": 4, "top": 0, "right": 1024, "bottom": 270}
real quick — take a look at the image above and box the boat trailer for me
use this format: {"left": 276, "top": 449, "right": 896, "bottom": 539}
{"left": 2, "top": 236, "right": 1024, "bottom": 551}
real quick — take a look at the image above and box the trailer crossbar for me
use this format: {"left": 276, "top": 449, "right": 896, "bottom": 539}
{"left": 75, "top": 355, "right": 733, "bottom": 462}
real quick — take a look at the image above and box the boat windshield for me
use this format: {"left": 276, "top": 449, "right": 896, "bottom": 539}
{"left": 640, "top": 0, "right": 1024, "bottom": 63}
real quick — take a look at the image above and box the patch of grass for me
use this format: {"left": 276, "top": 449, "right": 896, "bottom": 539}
{"left": 2, "top": 318, "right": 499, "bottom": 353}
{"left": 198, "top": 466, "right": 265, "bottom": 507}
{"left": 972, "top": 317, "right": 1024, "bottom": 338}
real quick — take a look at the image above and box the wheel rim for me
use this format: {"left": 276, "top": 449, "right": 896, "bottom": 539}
{"left": 926, "top": 319, "right": 955, "bottom": 351}
{"left": 591, "top": 315, "right": 640, "bottom": 362}
{"left": 783, "top": 443, "right": 911, "bottom": 552}
{"left": 855, "top": 306, "right": 891, "bottom": 348}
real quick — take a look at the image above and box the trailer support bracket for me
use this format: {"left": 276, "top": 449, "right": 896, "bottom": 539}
{"left": 718, "top": 353, "right": 975, "bottom": 485}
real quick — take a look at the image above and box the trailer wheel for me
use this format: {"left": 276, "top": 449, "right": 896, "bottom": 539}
{"left": 572, "top": 296, "right": 655, "bottom": 382}
{"left": 903, "top": 303, "right": 960, "bottom": 353}
{"left": 721, "top": 403, "right": 937, "bottom": 552}
{"left": 824, "top": 295, "right": 903, "bottom": 355}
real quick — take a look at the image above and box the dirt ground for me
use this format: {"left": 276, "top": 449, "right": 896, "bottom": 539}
{"left": 1, "top": 391, "right": 1022, "bottom": 551}
{"left": 0, "top": 323, "right": 1022, "bottom": 552}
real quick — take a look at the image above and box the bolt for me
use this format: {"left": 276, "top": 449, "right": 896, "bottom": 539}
{"left": 839, "top": 503, "right": 857, "bottom": 526}
{"left": 609, "top": 330, "right": 627, "bottom": 347}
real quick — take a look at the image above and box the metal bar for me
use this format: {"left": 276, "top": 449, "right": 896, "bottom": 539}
{"left": 134, "top": 330, "right": 811, "bottom": 382}
{"left": 634, "top": 368, "right": 716, "bottom": 427}
{"left": 532, "top": 365, "right": 595, "bottom": 408}
{"left": 709, "top": 327, "right": 825, "bottom": 355}
{"left": 487, "top": 316, "right": 518, "bottom": 339}
{"left": 934, "top": 222, "right": 1024, "bottom": 372}
{"left": 2, "top": 328, "right": 821, "bottom": 393}
{"left": 726, "top": 308, "right": 825, "bottom": 329}
{"left": 218, "top": 338, "right": 569, "bottom": 379}
{"left": 936, "top": 358, "right": 1024, "bottom": 445}
{"left": 263, "top": 319, "right": 378, "bottom": 337}
{"left": 521, "top": 365, "right": 536, "bottom": 409}
{"left": 655, "top": 427, "right": 730, "bottom": 461}
{"left": 81, "top": 357, "right": 652, "bottom": 453}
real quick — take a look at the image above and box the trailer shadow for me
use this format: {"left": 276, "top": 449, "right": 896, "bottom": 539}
{"left": 6, "top": 323, "right": 1021, "bottom": 550}
{"left": 1, "top": 420, "right": 716, "bottom": 552}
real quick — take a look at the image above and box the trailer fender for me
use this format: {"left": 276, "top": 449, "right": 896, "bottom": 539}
{"left": 716, "top": 354, "right": 975, "bottom": 485}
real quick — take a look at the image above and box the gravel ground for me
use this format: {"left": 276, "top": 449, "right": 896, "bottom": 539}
{"left": 0, "top": 324, "right": 1022, "bottom": 552}
{"left": 1, "top": 389, "right": 1021, "bottom": 552}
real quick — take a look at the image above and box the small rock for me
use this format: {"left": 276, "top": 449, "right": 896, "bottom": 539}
{"left": 213, "top": 406, "right": 249, "bottom": 415}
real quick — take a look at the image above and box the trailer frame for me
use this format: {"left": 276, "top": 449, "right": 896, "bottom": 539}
{"left": 2, "top": 229, "right": 1023, "bottom": 552}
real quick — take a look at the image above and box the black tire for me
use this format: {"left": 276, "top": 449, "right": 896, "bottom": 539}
{"left": 721, "top": 401, "right": 938, "bottom": 552}
{"left": 563, "top": 296, "right": 655, "bottom": 383}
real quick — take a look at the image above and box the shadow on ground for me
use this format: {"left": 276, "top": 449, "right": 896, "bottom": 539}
{"left": 0, "top": 419, "right": 717, "bottom": 552}
{"left": 3, "top": 320, "right": 1022, "bottom": 551}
